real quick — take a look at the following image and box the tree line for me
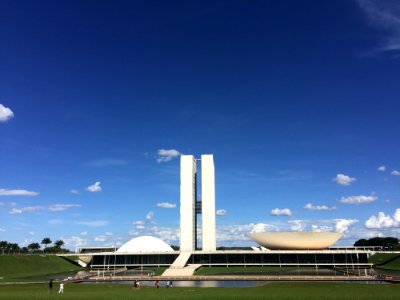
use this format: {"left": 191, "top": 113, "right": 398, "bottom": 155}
{"left": 0, "top": 237, "right": 70, "bottom": 254}
{"left": 353, "top": 237, "right": 399, "bottom": 249}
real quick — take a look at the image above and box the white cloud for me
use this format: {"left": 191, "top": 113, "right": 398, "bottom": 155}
{"left": 28, "top": 231, "right": 35, "bottom": 236}
{"left": 0, "top": 104, "right": 14, "bottom": 122}
{"left": 9, "top": 208, "right": 23, "bottom": 214}
{"left": 156, "top": 149, "right": 181, "bottom": 163}
{"left": 311, "top": 225, "right": 333, "bottom": 232}
{"left": 0, "top": 188, "right": 38, "bottom": 196}
{"left": 333, "top": 174, "right": 356, "bottom": 186}
{"left": 289, "top": 220, "right": 307, "bottom": 231}
{"left": 48, "top": 204, "right": 81, "bottom": 211}
{"left": 157, "top": 202, "right": 176, "bottom": 208}
{"left": 63, "top": 236, "right": 89, "bottom": 248}
{"left": 132, "top": 221, "right": 145, "bottom": 225}
{"left": 357, "top": 0, "right": 400, "bottom": 55}
{"left": 270, "top": 208, "right": 292, "bottom": 216}
{"left": 0, "top": 202, "right": 4, "bottom": 206}
{"left": 304, "top": 203, "right": 336, "bottom": 211}
{"left": 334, "top": 219, "right": 358, "bottom": 233}
{"left": 216, "top": 209, "right": 227, "bottom": 216}
{"left": 80, "top": 231, "right": 88, "bottom": 236}
{"left": 146, "top": 211, "right": 154, "bottom": 222}
{"left": 105, "top": 232, "right": 113, "bottom": 236}
{"left": 0, "top": 227, "right": 5, "bottom": 232}
{"left": 378, "top": 165, "right": 386, "bottom": 172}
{"left": 391, "top": 170, "right": 400, "bottom": 176}
{"left": 365, "top": 209, "right": 400, "bottom": 229}
{"left": 94, "top": 235, "right": 106, "bottom": 242}
{"left": 9, "top": 204, "right": 80, "bottom": 215}
{"left": 70, "top": 189, "right": 79, "bottom": 194}
{"left": 340, "top": 194, "right": 377, "bottom": 204}
{"left": 75, "top": 220, "right": 109, "bottom": 227}
{"left": 86, "top": 181, "right": 102, "bottom": 192}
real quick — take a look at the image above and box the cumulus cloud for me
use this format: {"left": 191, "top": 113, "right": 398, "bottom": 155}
{"left": 216, "top": 209, "right": 227, "bottom": 216}
{"left": 378, "top": 165, "right": 386, "bottom": 172}
{"left": 311, "top": 225, "right": 333, "bottom": 232}
{"left": 156, "top": 149, "right": 181, "bottom": 163}
{"left": 63, "top": 236, "right": 89, "bottom": 248}
{"left": 289, "top": 220, "right": 307, "bottom": 231}
{"left": 157, "top": 202, "right": 176, "bottom": 208}
{"left": 333, "top": 174, "right": 356, "bottom": 186}
{"left": 391, "top": 170, "right": 400, "bottom": 176}
{"left": 70, "top": 189, "right": 79, "bottom": 194}
{"left": 80, "top": 231, "right": 88, "bottom": 236}
{"left": 0, "top": 104, "right": 14, "bottom": 122}
{"left": 0, "top": 188, "right": 38, "bottom": 196}
{"left": 340, "top": 194, "right": 377, "bottom": 204}
{"left": 86, "top": 181, "right": 102, "bottom": 192}
{"left": 334, "top": 219, "right": 358, "bottom": 233}
{"left": 365, "top": 209, "right": 400, "bottom": 229}
{"left": 357, "top": 0, "right": 400, "bottom": 56}
{"left": 304, "top": 203, "right": 336, "bottom": 211}
{"left": 270, "top": 208, "right": 292, "bottom": 216}
{"left": 75, "top": 220, "right": 109, "bottom": 227}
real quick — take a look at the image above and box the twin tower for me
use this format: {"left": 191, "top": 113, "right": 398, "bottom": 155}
{"left": 180, "top": 154, "right": 216, "bottom": 252}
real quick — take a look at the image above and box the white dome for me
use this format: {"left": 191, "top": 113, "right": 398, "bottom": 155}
{"left": 116, "top": 236, "right": 174, "bottom": 253}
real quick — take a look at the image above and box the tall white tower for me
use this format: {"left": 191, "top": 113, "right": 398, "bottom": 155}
{"left": 201, "top": 154, "right": 216, "bottom": 251}
{"left": 179, "top": 154, "right": 216, "bottom": 252}
{"left": 179, "top": 155, "right": 196, "bottom": 251}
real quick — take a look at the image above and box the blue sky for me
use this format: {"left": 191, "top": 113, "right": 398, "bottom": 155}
{"left": 1, "top": 0, "right": 400, "bottom": 250}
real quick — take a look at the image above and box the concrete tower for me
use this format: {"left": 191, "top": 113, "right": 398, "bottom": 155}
{"left": 179, "top": 154, "right": 216, "bottom": 252}
{"left": 201, "top": 154, "right": 216, "bottom": 251}
{"left": 179, "top": 155, "right": 196, "bottom": 251}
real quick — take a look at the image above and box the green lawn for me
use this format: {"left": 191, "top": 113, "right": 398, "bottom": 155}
{"left": 0, "top": 282, "right": 399, "bottom": 300}
{"left": 370, "top": 253, "right": 400, "bottom": 271}
{"left": 0, "top": 255, "right": 82, "bottom": 282}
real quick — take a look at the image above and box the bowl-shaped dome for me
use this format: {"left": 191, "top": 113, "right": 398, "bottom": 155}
{"left": 249, "top": 232, "right": 343, "bottom": 250}
{"left": 116, "top": 236, "right": 174, "bottom": 253}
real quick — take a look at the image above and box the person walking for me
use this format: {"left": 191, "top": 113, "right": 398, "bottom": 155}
{"left": 58, "top": 282, "right": 64, "bottom": 294}
{"left": 48, "top": 279, "right": 53, "bottom": 293}
{"left": 155, "top": 279, "right": 159, "bottom": 288}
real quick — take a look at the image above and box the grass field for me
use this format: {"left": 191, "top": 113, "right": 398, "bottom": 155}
{"left": 0, "top": 282, "right": 399, "bottom": 300}
{"left": 0, "top": 255, "right": 82, "bottom": 282}
{"left": 369, "top": 253, "right": 400, "bottom": 271}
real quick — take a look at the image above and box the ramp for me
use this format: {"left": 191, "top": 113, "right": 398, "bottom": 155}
{"left": 162, "top": 252, "right": 201, "bottom": 276}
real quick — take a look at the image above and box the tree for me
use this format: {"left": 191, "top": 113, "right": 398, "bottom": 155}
{"left": 0, "top": 241, "right": 9, "bottom": 255}
{"left": 28, "top": 242, "right": 41, "bottom": 252}
{"left": 54, "top": 240, "right": 65, "bottom": 252}
{"left": 41, "top": 237, "right": 52, "bottom": 252}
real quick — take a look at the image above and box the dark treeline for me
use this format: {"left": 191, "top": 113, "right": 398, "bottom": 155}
{"left": 0, "top": 237, "right": 70, "bottom": 254}
{"left": 354, "top": 237, "right": 399, "bottom": 249}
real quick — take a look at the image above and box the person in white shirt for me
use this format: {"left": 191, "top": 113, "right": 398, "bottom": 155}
{"left": 58, "top": 282, "right": 64, "bottom": 294}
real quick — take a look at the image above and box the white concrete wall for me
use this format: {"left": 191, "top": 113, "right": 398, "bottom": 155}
{"left": 201, "top": 154, "right": 216, "bottom": 251}
{"left": 180, "top": 155, "right": 196, "bottom": 251}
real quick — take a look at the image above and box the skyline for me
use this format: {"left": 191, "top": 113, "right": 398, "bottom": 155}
{"left": 1, "top": 0, "right": 400, "bottom": 250}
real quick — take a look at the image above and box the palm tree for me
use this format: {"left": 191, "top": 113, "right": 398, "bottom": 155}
{"left": 54, "top": 240, "right": 64, "bottom": 253}
{"left": 41, "top": 237, "right": 52, "bottom": 252}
